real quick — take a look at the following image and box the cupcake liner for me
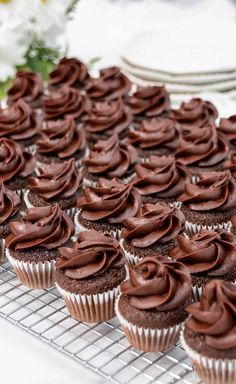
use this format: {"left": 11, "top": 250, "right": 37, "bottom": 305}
{"left": 26, "top": 144, "right": 37, "bottom": 155}
{"left": 6, "top": 249, "right": 56, "bottom": 289}
{"left": 185, "top": 220, "right": 232, "bottom": 237}
{"left": 24, "top": 189, "right": 76, "bottom": 218}
{"left": 115, "top": 297, "right": 182, "bottom": 352}
{"left": 74, "top": 211, "right": 121, "bottom": 239}
{"left": 181, "top": 331, "right": 236, "bottom": 384}
{"left": 56, "top": 283, "right": 120, "bottom": 323}
{"left": 191, "top": 175, "right": 199, "bottom": 184}
{"left": 192, "top": 285, "right": 203, "bottom": 302}
{"left": 120, "top": 239, "right": 141, "bottom": 266}
{"left": 0, "top": 239, "right": 6, "bottom": 263}
{"left": 83, "top": 173, "right": 135, "bottom": 188}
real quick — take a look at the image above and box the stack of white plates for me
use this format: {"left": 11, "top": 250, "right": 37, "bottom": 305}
{"left": 121, "top": 22, "right": 236, "bottom": 94}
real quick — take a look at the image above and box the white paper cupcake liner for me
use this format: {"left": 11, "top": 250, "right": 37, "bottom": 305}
{"left": 191, "top": 175, "right": 200, "bottom": 184}
{"left": 0, "top": 239, "right": 6, "bottom": 263}
{"left": 181, "top": 331, "right": 236, "bottom": 384}
{"left": 6, "top": 249, "right": 56, "bottom": 289}
{"left": 26, "top": 144, "right": 37, "bottom": 155}
{"left": 74, "top": 211, "right": 121, "bottom": 239}
{"left": 56, "top": 282, "right": 120, "bottom": 323}
{"left": 185, "top": 220, "right": 232, "bottom": 237}
{"left": 119, "top": 239, "right": 141, "bottom": 266}
{"left": 115, "top": 297, "right": 182, "bottom": 352}
{"left": 192, "top": 285, "right": 203, "bottom": 302}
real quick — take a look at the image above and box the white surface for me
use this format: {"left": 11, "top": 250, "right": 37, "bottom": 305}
{"left": 0, "top": 317, "right": 102, "bottom": 384}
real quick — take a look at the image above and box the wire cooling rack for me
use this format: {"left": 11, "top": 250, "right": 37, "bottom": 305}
{"left": 0, "top": 260, "right": 201, "bottom": 384}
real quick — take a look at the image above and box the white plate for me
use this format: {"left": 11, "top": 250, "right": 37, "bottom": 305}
{"left": 122, "top": 22, "right": 236, "bottom": 75}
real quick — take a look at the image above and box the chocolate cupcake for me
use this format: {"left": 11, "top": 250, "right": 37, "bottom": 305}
{"left": 121, "top": 202, "right": 185, "bottom": 266}
{"left": 128, "top": 117, "right": 180, "bottom": 158}
{"left": 56, "top": 230, "right": 126, "bottom": 322}
{"left": 7, "top": 70, "right": 44, "bottom": 109}
{"left": 116, "top": 256, "right": 192, "bottom": 352}
{"left": 76, "top": 178, "right": 142, "bottom": 238}
{"left": 181, "top": 280, "right": 236, "bottom": 384}
{"left": 178, "top": 171, "right": 236, "bottom": 235}
{"left": 48, "top": 57, "right": 91, "bottom": 89}
{"left": 83, "top": 98, "right": 132, "bottom": 143}
{"left": 173, "top": 97, "right": 218, "bottom": 129}
{"left": 36, "top": 117, "right": 86, "bottom": 164}
{"left": 223, "top": 151, "right": 236, "bottom": 177}
{"left": 85, "top": 66, "right": 131, "bottom": 101}
{"left": 43, "top": 85, "right": 90, "bottom": 121}
{"left": 127, "top": 85, "right": 170, "bottom": 121}
{"left": 171, "top": 229, "right": 236, "bottom": 300}
{"left": 83, "top": 133, "right": 138, "bottom": 185}
{"left": 217, "top": 115, "right": 236, "bottom": 150}
{"left": 0, "top": 182, "right": 22, "bottom": 262}
{"left": 26, "top": 159, "right": 83, "bottom": 216}
{"left": 6, "top": 204, "right": 74, "bottom": 289}
{"left": 176, "top": 123, "right": 229, "bottom": 177}
{"left": 132, "top": 155, "right": 190, "bottom": 206}
{"left": 0, "top": 138, "right": 36, "bottom": 193}
{"left": 0, "top": 99, "right": 42, "bottom": 150}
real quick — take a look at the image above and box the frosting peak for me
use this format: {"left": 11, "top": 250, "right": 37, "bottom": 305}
{"left": 48, "top": 57, "right": 90, "bottom": 89}
{"left": 57, "top": 230, "right": 125, "bottom": 279}
{"left": 121, "top": 256, "right": 192, "bottom": 310}
{"left": 6, "top": 204, "right": 74, "bottom": 251}
{"left": 127, "top": 86, "right": 170, "bottom": 117}
{"left": 0, "top": 182, "right": 21, "bottom": 224}
{"left": 186, "top": 280, "right": 236, "bottom": 350}
{"left": 173, "top": 98, "right": 218, "bottom": 128}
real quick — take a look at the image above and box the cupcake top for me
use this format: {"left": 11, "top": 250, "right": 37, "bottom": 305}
{"left": 178, "top": 171, "right": 236, "bottom": 212}
{"left": 6, "top": 204, "right": 74, "bottom": 251}
{"left": 133, "top": 155, "right": 190, "bottom": 198}
{"left": 83, "top": 98, "right": 132, "bottom": 139}
{"left": 37, "top": 117, "right": 86, "bottom": 160}
{"left": 48, "top": 57, "right": 90, "bottom": 89}
{"left": 121, "top": 256, "right": 192, "bottom": 310}
{"left": 0, "top": 138, "right": 35, "bottom": 182}
{"left": 43, "top": 86, "right": 90, "bottom": 120}
{"left": 77, "top": 178, "right": 142, "bottom": 224}
{"left": 176, "top": 123, "right": 229, "bottom": 168}
{"left": 173, "top": 98, "right": 218, "bottom": 128}
{"left": 85, "top": 66, "right": 131, "bottom": 100}
{"left": 0, "top": 182, "right": 21, "bottom": 225}
{"left": 223, "top": 151, "right": 236, "bottom": 177}
{"left": 84, "top": 133, "right": 138, "bottom": 179}
{"left": 127, "top": 85, "right": 170, "bottom": 118}
{"left": 185, "top": 279, "right": 236, "bottom": 350}
{"left": 122, "top": 203, "right": 185, "bottom": 247}
{"left": 0, "top": 99, "right": 42, "bottom": 143}
{"left": 128, "top": 117, "right": 180, "bottom": 152}
{"left": 57, "top": 230, "right": 125, "bottom": 279}
{"left": 28, "top": 159, "right": 83, "bottom": 200}
{"left": 217, "top": 115, "right": 236, "bottom": 146}
{"left": 171, "top": 229, "right": 236, "bottom": 277}
{"left": 7, "top": 70, "right": 44, "bottom": 108}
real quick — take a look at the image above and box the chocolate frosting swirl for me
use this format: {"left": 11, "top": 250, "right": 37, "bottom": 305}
{"left": 6, "top": 204, "right": 74, "bottom": 251}
{"left": 0, "top": 99, "right": 42, "bottom": 142}
{"left": 178, "top": 171, "right": 236, "bottom": 211}
{"left": 171, "top": 229, "right": 236, "bottom": 277}
{"left": 121, "top": 256, "right": 192, "bottom": 310}
{"left": 84, "top": 133, "right": 138, "bottom": 178}
{"left": 223, "top": 151, "right": 236, "bottom": 177}
{"left": 48, "top": 57, "right": 90, "bottom": 89}
{"left": 186, "top": 280, "right": 236, "bottom": 350}
{"left": 57, "top": 230, "right": 125, "bottom": 279}
{"left": 37, "top": 117, "right": 86, "bottom": 159}
{"left": 7, "top": 71, "right": 44, "bottom": 108}
{"left": 133, "top": 155, "right": 190, "bottom": 197}
{"left": 128, "top": 118, "right": 180, "bottom": 151}
{"left": 173, "top": 98, "right": 218, "bottom": 128}
{"left": 28, "top": 159, "right": 83, "bottom": 200}
{"left": 85, "top": 66, "right": 131, "bottom": 100}
{"left": 176, "top": 123, "right": 229, "bottom": 167}
{"left": 218, "top": 115, "right": 236, "bottom": 146}
{"left": 83, "top": 98, "right": 132, "bottom": 138}
{"left": 0, "top": 138, "right": 35, "bottom": 182}
{"left": 127, "top": 86, "right": 170, "bottom": 117}
{"left": 122, "top": 203, "right": 185, "bottom": 247}
{"left": 77, "top": 178, "right": 142, "bottom": 224}
{"left": 43, "top": 86, "right": 90, "bottom": 120}
{"left": 0, "top": 182, "right": 21, "bottom": 225}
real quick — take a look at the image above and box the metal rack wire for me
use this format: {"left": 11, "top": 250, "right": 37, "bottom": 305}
{"left": 0, "top": 260, "right": 201, "bottom": 384}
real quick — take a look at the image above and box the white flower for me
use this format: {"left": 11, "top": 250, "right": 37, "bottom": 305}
{"left": 0, "top": 21, "right": 28, "bottom": 82}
